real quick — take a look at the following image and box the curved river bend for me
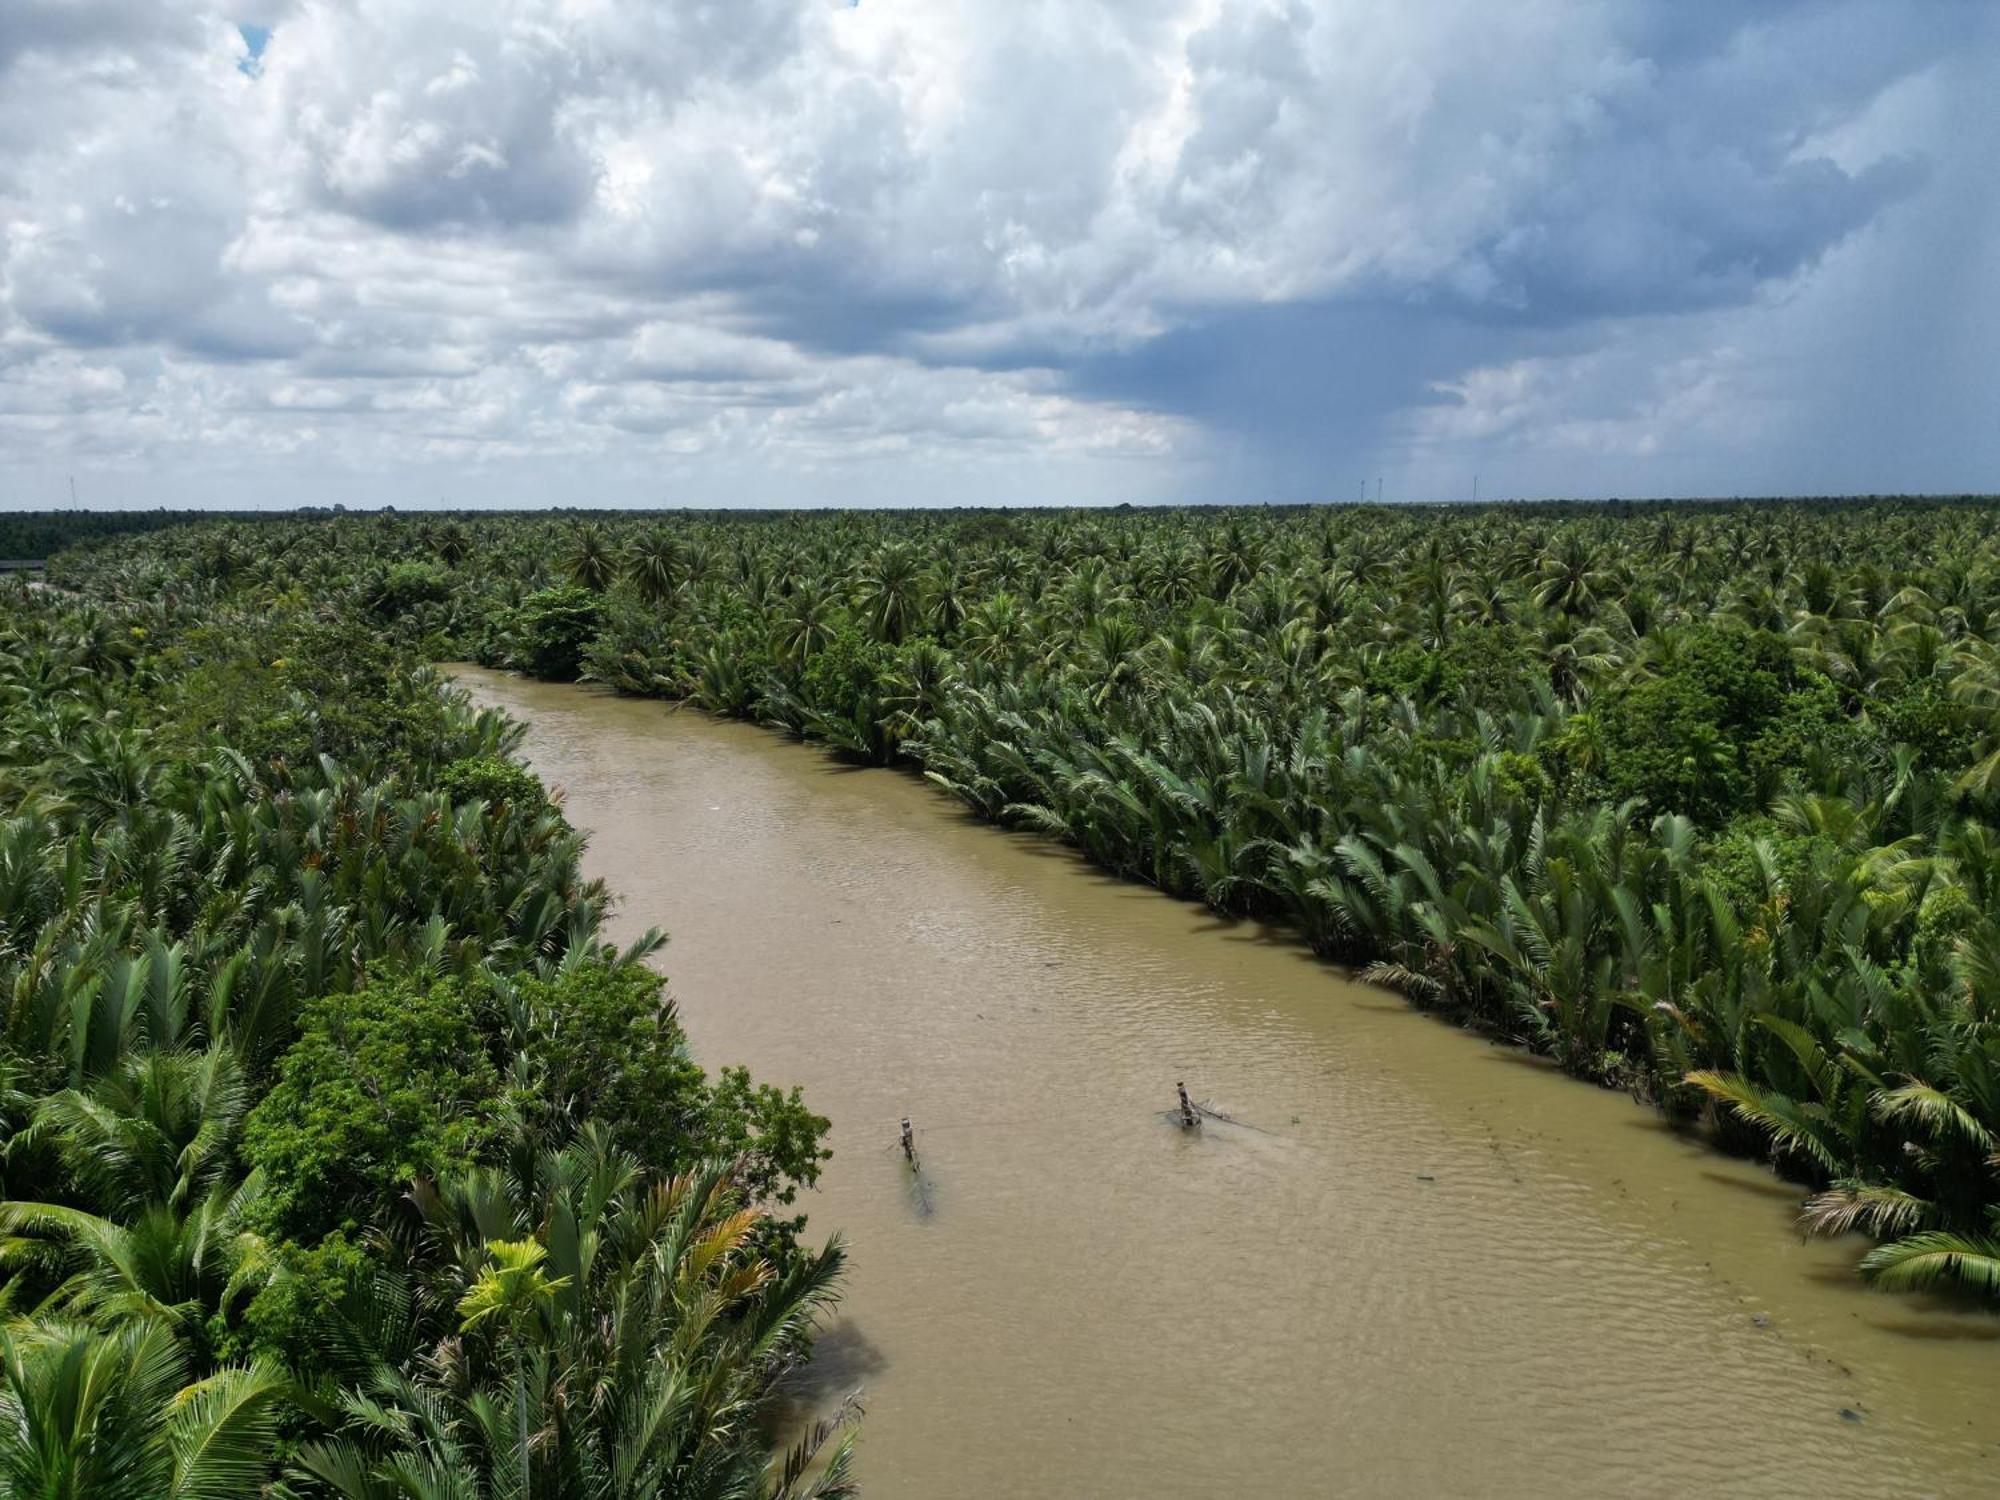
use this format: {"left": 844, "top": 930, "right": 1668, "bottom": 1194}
{"left": 456, "top": 668, "right": 1998, "bottom": 1499}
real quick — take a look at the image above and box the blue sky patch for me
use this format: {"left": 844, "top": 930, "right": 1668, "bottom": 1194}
{"left": 237, "top": 24, "right": 270, "bottom": 76}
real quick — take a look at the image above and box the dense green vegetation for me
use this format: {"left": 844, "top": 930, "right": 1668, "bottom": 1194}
{"left": 48, "top": 500, "right": 2000, "bottom": 1306}
{"left": 0, "top": 577, "right": 855, "bottom": 1495}
{"left": 0, "top": 510, "right": 263, "bottom": 562}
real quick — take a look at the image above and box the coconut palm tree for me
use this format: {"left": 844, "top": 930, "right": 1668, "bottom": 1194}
{"left": 852, "top": 544, "right": 926, "bottom": 645}
{"left": 565, "top": 526, "right": 617, "bottom": 593}
{"left": 624, "top": 530, "right": 683, "bottom": 604}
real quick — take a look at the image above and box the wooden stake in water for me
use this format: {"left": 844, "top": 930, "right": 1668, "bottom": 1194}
{"left": 1176, "top": 1081, "right": 1199, "bottom": 1130}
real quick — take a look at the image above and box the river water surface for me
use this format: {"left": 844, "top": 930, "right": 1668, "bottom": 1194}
{"left": 456, "top": 668, "right": 1997, "bottom": 1499}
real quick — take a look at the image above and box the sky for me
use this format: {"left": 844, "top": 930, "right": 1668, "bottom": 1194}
{"left": 0, "top": 1, "right": 1995, "bottom": 510}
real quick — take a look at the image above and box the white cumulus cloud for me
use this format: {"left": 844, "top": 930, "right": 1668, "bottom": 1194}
{"left": 0, "top": 0, "right": 1988, "bottom": 506}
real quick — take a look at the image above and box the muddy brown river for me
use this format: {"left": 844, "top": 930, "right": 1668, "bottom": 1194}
{"left": 456, "top": 668, "right": 1998, "bottom": 1499}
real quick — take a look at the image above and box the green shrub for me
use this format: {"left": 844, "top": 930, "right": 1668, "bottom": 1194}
{"left": 799, "top": 627, "right": 896, "bottom": 722}
{"left": 436, "top": 754, "right": 547, "bottom": 810}
{"left": 368, "top": 560, "right": 452, "bottom": 617}
{"left": 1492, "top": 749, "right": 1551, "bottom": 804}
{"left": 149, "top": 614, "right": 460, "bottom": 776}
{"left": 1598, "top": 627, "right": 1789, "bottom": 822}
{"left": 1698, "top": 816, "right": 1845, "bottom": 915}
{"left": 1365, "top": 643, "right": 1461, "bottom": 703}
{"left": 236, "top": 1231, "right": 375, "bottom": 1367}
{"left": 1874, "top": 681, "right": 1980, "bottom": 771}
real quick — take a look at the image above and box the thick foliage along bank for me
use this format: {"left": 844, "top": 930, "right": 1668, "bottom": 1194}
{"left": 0, "top": 579, "right": 854, "bottom": 1497}
{"left": 57, "top": 501, "right": 2000, "bottom": 1303}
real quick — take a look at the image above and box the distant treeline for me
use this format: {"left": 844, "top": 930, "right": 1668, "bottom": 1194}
{"left": 14, "top": 492, "right": 2000, "bottom": 558}
{"left": 0, "top": 510, "right": 267, "bottom": 560}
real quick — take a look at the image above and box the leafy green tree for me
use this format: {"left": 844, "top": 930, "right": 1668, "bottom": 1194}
{"left": 511, "top": 587, "right": 604, "bottom": 681}
{"left": 242, "top": 975, "right": 503, "bottom": 1243}
{"left": 497, "top": 963, "right": 830, "bottom": 1203}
